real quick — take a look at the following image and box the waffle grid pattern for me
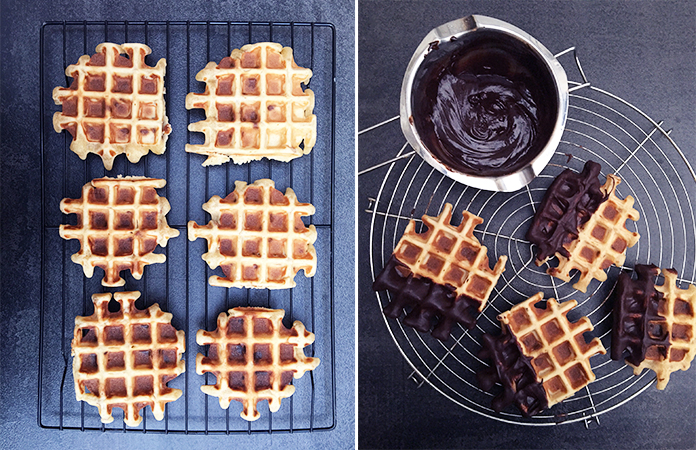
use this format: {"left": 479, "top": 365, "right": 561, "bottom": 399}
{"left": 548, "top": 174, "right": 640, "bottom": 292}
{"left": 631, "top": 268, "right": 696, "bottom": 389}
{"left": 499, "top": 293, "right": 606, "bottom": 406}
{"left": 185, "top": 42, "right": 316, "bottom": 166}
{"left": 477, "top": 326, "right": 549, "bottom": 417}
{"left": 188, "top": 178, "right": 317, "bottom": 289}
{"left": 527, "top": 160, "right": 606, "bottom": 265}
{"left": 196, "top": 307, "right": 319, "bottom": 421}
{"left": 71, "top": 292, "right": 186, "bottom": 427}
{"left": 393, "top": 203, "right": 506, "bottom": 307}
{"left": 52, "top": 42, "right": 170, "bottom": 170}
{"left": 611, "top": 265, "right": 665, "bottom": 370}
{"left": 59, "top": 177, "right": 179, "bottom": 287}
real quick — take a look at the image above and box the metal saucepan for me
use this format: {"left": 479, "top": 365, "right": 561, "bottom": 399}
{"left": 400, "top": 15, "right": 569, "bottom": 192}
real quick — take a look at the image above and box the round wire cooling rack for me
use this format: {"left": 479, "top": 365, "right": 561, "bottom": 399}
{"left": 360, "top": 53, "right": 696, "bottom": 427}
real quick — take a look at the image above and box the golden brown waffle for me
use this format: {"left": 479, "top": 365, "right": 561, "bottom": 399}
{"left": 196, "top": 307, "right": 319, "bottom": 421}
{"left": 60, "top": 176, "right": 179, "bottom": 287}
{"left": 52, "top": 43, "right": 171, "bottom": 171}
{"left": 188, "top": 178, "right": 316, "bottom": 288}
{"left": 185, "top": 42, "right": 316, "bottom": 166}
{"left": 628, "top": 268, "right": 696, "bottom": 389}
{"left": 499, "top": 293, "right": 606, "bottom": 406}
{"left": 392, "top": 203, "right": 506, "bottom": 311}
{"left": 546, "top": 173, "right": 640, "bottom": 292}
{"left": 71, "top": 291, "right": 185, "bottom": 427}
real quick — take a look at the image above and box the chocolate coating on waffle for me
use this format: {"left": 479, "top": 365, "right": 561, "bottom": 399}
{"left": 611, "top": 264, "right": 667, "bottom": 365}
{"left": 373, "top": 255, "right": 481, "bottom": 340}
{"left": 613, "top": 265, "right": 696, "bottom": 389}
{"left": 526, "top": 160, "right": 607, "bottom": 263}
{"left": 477, "top": 325, "right": 548, "bottom": 417}
{"left": 373, "top": 204, "right": 506, "bottom": 340}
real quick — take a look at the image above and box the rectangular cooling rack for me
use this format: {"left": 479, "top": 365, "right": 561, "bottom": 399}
{"left": 38, "top": 20, "right": 336, "bottom": 434}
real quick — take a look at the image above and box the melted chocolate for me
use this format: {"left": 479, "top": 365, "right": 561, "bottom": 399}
{"left": 412, "top": 31, "right": 558, "bottom": 177}
{"left": 427, "top": 40, "right": 440, "bottom": 52}
{"left": 526, "top": 160, "right": 607, "bottom": 263}
{"left": 611, "top": 264, "right": 668, "bottom": 366}
{"left": 372, "top": 254, "right": 481, "bottom": 340}
{"left": 478, "top": 325, "right": 548, "bottom": 416}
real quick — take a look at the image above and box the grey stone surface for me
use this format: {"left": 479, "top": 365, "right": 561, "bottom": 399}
{"left": 358, "top": 1, "right": 696, "bottom": 448}
{"left": 0, "top": 1, "right": 355, "bottom": 449}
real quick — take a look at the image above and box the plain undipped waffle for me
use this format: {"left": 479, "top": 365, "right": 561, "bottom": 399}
{"left": 612, "top": 265, "right": 696, "bottom": 389}
{"left": 497, "top": 293, "right": 606, "bottom": 407}
{"left": 188, "top": 178, "right": 316, "bottom": 289}
{"left": 196, "top": 307, "right": 319, "bottom": 421}
{"left": 373, "top": 203, "right": 506, "bottom": 340}
{"left": 60, "top": 176, "right": 179, "bottom": 287}
{"left": 53, "top": 43, "right": 171, "bottom": 170}
{"left": 185, "top": 42, "right": 316, "bottom": 166}
{"left": 528, "top": 161, "right": 640, "bottom": 292}
{"left": 71, "top": 291, "right": 185, "bottom": 427}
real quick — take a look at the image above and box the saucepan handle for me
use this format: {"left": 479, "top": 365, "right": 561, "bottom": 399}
{"left": 555, "top": 47, "right": 591, "bottom": 92}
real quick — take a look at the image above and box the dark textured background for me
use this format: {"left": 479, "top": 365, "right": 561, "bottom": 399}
{"left": 358, "top": 1, "right": 696, "bottom": 449}
{"left": 0, "top": 1, "right": 355, "bottom": 449}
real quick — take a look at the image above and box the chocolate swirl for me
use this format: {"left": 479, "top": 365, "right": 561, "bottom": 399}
{"left": 411, "top": 31, "right": 559, "bottom": 178}
{"left": 431, "top": 73, "right": 539, "bottom": 175}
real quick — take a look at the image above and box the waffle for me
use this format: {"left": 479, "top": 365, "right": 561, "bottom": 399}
{"left": 52, "top": 42, "right": 171, "bottom": 171}
{"left": 185, "top": 42, "right": 316, "bottom": 166}
{"left": 528, "top": 161, "right": 640, "bottom": 292}
{"left": 71, "top": 291, "right": 185, "bottom": 427}
{"left": 373, "top": 203, "right": 506, "bottom": 340}
{"left": 60, "top": 176, "right": 179, "bottom": 287}
{"left": 526, "top": 160, "right": 606, "bottom": 263}
{"left": 497, "top": 293, "right": 606, "bottom": 407}
{"left": 612, "top": 265, "right": 696, "bottom": 389}
{"left": 188, "top": 178, "right": 316, "bottom": 289}
{"left": 196, "top": 307, "right": 319, "bottom": 421}
{"left": 478, "top": 325, "right": 548, "bottom": 417}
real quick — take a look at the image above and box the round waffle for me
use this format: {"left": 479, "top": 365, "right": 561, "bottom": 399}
{"left": 59, "top": 176, "right": 180, "bottom": 287}
{"left": 373, "top": 203, "right": 507, "bottom": 339}
{"left": 188, "top": 178, "right": 317, "bottom": 289}
{"left": 196, "top": 307, "right": 319, "bottom": 421}
{"left": 527, "top": 161, "right": 640, "bottom": 292}
{"left": 479, "top": 293, "right": 606, "bottom": 415}
{"left": 71, "top": 291, "right": 186, "bottom": 427}
{"left": 52, "top": 42, "right": 171, "bottom": 170}
{"left": 185, "top": 41, "right": 316, "bottom": 166}
{"left": 612, "top": 265, "right": 696, "bottom": 389}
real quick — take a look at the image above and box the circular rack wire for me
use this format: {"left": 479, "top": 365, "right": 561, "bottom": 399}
{"left": 361, "top": 49, "right": 696, "bottom": 426}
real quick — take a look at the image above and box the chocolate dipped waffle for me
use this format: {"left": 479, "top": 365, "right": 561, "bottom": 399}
{"left": 527, "top": 160, "right": 640, "bottom": 292}
{"left": 185, "top": 42, "right": 316, "bottom": 166}
{"left": 373, "top": 203, "right": 506, "bottom": 340}
{"left": 71, "top": 291, "right": 185, "bottom": 427}
{"left": 612, "top": 264, "right": 696, "bottom": 389}
{"left": 196, "top": 307, "right": 319, "bottom": 421}
{"left": 60, "top": 176, "right": 179, "bottom": 287}
{"left": 53, "top": 43, "right": 170, "bottom": 170}
{"left": 478, "top": 293, "right": 606, "bottom": 416}
{"left": 188, "top": 178, "right": 316, "bottom": 288}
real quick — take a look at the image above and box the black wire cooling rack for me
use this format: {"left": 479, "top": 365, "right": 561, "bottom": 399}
{"left": 360, "top": 49, "right": 696, "bottom": 427}
{"left": 38, "top": 20, "right": 336, "bottom": 434}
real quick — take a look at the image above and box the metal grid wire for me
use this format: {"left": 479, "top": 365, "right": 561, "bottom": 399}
{"left": 38, "top": 20, "right": 336, "bottom": 434}
{"left": 361, "top": 48, "right": 696, "bottom": 426}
